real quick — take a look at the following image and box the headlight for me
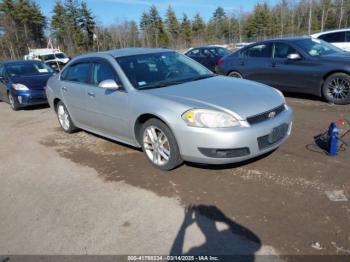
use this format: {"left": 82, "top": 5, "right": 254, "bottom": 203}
{"left": 12, "top": 83, "right": 29, "bottom": 91}
{"left": 182, "top": 109, "right": 240, "bottom": 128}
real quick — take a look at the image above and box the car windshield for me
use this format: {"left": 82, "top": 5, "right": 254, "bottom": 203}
{"left": 41, "top": 53, "right": 67, "bottom": 61}
{"left": 54, "top": 53, "right": 67, "bottom": 59}
{"left": 116, "top": 51, "right": 214, "bottom": 90}
{"left": 6, "top": 62, "right": 53, "bottom": 77}
{"left": 294, "top": 38, "right": 343, "bottom": 57}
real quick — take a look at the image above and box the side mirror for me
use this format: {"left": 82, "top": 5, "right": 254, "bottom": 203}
{"left": 98, "top": 79, "right": 121, "bottom": 90}
{"left": 287, "top": 53, "right": 302, "bottom": 60}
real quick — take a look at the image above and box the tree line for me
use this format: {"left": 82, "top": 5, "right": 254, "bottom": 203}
{"left": 0, "top": 0, "right": 349, "bottom": 60}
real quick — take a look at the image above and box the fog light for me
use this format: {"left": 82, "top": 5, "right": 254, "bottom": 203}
{"left": 17, "top": 96, "right": 22, "bottom": 103}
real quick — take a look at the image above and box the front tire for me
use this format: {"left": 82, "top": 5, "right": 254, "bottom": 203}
{"left": 322, "top": 73, "right": 350, "bottom": 105}
{"left": 8, "top": 93, "right": 19, "bottom": 111}
{"left": 141, "top": 119, "right": 183, "bottom": 171}
{"left": 228, "top": 71, "right": 243, "bottom": 79}
{"left": 56, "top": 101, "right": 78, "bottom": 133}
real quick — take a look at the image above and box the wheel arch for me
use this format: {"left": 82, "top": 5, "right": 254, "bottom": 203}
{"left": 227, "top": 70, "right": 243, "bottom": 77}
{"left": 53, "top": 98, "right": 61, "bottom": 112}
{"left": 133, "top": 113, "right": 173, "bottom": 146}
{"left": 320, "top": 70, "right": 350, "bottom": 97}
{"left": 323, "top": 70, "right": 350, "bottom": 81}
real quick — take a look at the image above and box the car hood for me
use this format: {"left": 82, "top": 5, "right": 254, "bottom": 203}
{"left": 143, "top": 76, "right": 284, "bottom": 120}
{"left": 12, "top": 74, "right": 53, "bottom": 90}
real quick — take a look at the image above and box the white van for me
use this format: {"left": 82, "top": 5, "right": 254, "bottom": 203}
{"left": 24, "top": 48, "right": 70, "bottom": 70}
{"left": 311, "top": 28, "right": 350, "bottom": 51}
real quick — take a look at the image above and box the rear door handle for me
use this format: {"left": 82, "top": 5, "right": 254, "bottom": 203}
{"left": 62, "top": 86, "right": 67, "bottom": 92}
{"left": 239, "top": 60, "right": 245, "bottom": 66}
{"left": 88, "top": 92, "right": 95, "bottom": 98}
{"left": 272, "top": 61, "right": 276, "bottom": 67}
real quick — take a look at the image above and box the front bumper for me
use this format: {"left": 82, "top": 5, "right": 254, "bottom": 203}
{"left": 173, "top": 105, "right": 293, "bottom": 164}
{"left": 13, "top": 89, "right": 48, "bottom": 107}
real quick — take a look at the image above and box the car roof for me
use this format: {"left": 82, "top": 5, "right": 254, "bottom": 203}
{"left": 311, "top": 28, "right": 350, "bottom": 37}
{"left": 73, "top": 48, "right": 174, "bottom": 61}
{"left": 186, "top": 45, "right": 226, "bottom": 51}
{"left": 1, "top": 60, "right": 42, "bottom": 65}
{"left": 104, "top": 48, "right": 172, "bottom": 58}
{"left": 241, "top": 36, "right": 312, "bottom": 47}
{"left": 264, "top": 36, "right": 311, "bottom": 42}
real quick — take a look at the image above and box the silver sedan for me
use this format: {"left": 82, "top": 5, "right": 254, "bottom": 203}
{"left": 46, "top": 48, "right": 293, "bottom": 170}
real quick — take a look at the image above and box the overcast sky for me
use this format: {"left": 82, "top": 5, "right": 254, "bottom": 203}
{"left": 36, "top": 0, "right": 278, "bottom": 26}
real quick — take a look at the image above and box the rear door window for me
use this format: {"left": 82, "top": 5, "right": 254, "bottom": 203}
{"left": 62, "top": 63, "right": 90, "bottom": 84}
{"left": 202, "top": 49, "right": 215, "bottom": 57}
{"left": 244, "top": 43, "right": 272, "bottom": 58}
{"left": 319, "top": 32, "right": 346, "bottom": 43}
{"left": 273, "top": 42, "right": 298, "bottom": 59}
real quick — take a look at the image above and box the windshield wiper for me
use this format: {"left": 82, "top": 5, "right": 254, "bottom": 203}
{"left": 139, "top": 80, "right": 187, "bottom": 90}
{"left": 139, "top": 75, "right": 215, "bottom": 90}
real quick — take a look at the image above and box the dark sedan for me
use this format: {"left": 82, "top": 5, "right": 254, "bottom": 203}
{"left": 185, "top": 46, "right": 231, "bottom": 72}
{"left": 216, "top": 37, "right": 350, "bottom": 104}
{"left": 0, "top": 60, "right": 54, "bottom": 110}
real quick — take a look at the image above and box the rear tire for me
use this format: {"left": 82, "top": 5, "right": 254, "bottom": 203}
{"left": 56, "top": 101, "right": 78, "bottom": 133}
{"left": 140, "top": 118, "right": 183, "bottom": 171}
{"left": 322, "top": 73, "right": 350, "bottom": 105}
{"left": 8, "top": 93, "right": 19, "bottom": 111}
{"left": 228, "top": 71, "right": 243, "bottom": 79}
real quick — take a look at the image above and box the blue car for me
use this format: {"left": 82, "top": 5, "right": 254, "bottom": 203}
{"left": 0, "top": 60, "right": 54, "bottom": 110}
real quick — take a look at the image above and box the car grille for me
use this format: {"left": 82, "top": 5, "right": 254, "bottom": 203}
{"left": 29, "top": 96, "right": 46, "bottom": 103}
{"left": 247, "top": 104, "right": 285, "bottom": 125}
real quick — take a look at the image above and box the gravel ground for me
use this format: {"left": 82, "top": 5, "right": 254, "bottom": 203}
{"left": 0, "top": 95, "right": 349, "bottom": 259}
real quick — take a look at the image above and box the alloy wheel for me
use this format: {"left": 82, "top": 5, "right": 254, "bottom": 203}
{"left": 57, "top": 104, "right": 70, "bottom": 131}
{"left": 326, "top": 77, "right": 350, "bottom": 102}
{"left": 143, "top": 125, "right": 171, "bottom": 166}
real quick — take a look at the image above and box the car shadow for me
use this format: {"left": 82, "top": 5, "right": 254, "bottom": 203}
{"left": 282, "top": 92, "right": 324, "bottom": 102}
{"left": 185, "top": 150, "right": 276, "bottom": 170}
{"left": 82, "top": 130, "right": 143, "bottom": 152}
{"left": 20, "top": 104, "right": 50, "bottom": 111}
{"left": 77, "top": 129, "right": 276, "bottom": 170}
{"left": 169, "top": 204, "right": 261, "bottom": 259}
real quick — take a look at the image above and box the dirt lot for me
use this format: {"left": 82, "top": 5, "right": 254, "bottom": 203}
{"left": 0, "top": 95, "right": 349, "bottom": 258}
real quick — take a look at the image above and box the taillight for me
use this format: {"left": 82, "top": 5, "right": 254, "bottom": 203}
{"left": 216, "top": 60, "right": 224, "bottom": 65}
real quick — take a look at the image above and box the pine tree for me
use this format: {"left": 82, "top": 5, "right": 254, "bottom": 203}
{"left": 80, "top": 1, "right": 95, "bottom": 51}
{"left": 51, "top": 0, "right": 96, "bottom": 55}
{"left": 0, "top": 0, "right": 46, "bottom": 58}
{"left": 165, "top": 5, "right": 180, "bottom": 48}
{"left": 140, "top": 11, "right": 151, "bottom": 47}
{"left": 192, "top": 13, "right": 206, "bottom": 44}
{"left": 51, "top": 1, "right": 67, "bottom": 47}
{"left": 180, "top": 14, "right": 192, "bottom": 48}
{"left": 245, "top": 2, "right": 273, "bottom": 40}
{"left": 148, "top": 5, "right": 169, "bottom": 47}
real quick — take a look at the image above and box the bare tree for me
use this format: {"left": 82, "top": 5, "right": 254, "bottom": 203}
{"left": 308, "top": 0, "right": 313, "bottom": 34}
{"left": 338, "top": 0, "right": 344, "bottom": 28}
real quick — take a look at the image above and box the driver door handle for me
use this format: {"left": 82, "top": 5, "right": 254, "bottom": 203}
{"left": 88, "top": 91, "right": 95, "bottom": 98}
{"left": 62, "top": 86, "right": 67, "bottom": 92}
